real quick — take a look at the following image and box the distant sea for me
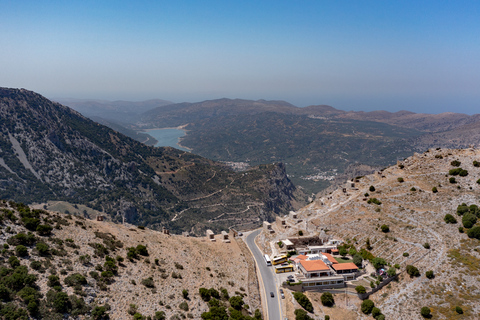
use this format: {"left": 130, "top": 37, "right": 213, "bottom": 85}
{"left": 144, "top": 128, "right": 190, "bottom": 152}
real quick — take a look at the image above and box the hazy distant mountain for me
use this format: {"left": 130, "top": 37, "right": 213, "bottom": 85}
{"left": 137, "top": 98, "right": 480, "bottom": 193}
{"left": 54, "top": 97, "right": 173, "bottom": 123}
{"left": 0, "top": 88, "right": 300, "bottom": 234}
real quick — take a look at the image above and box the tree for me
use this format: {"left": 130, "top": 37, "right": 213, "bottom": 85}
{"left": 355, "top": 286, "right": 366, "bottom": 294}
{"left": 406, "top": 265, "right": 420, "bottom": 277}
{"left": 353, "top": 254, "right": 363, "bottom": 267}
{"left": 320, "top": 292, "right": 334, "bottom": 307}
{"left": 369, "top": 186, "right": 375, "bottom": 192}
{"left": 444, "top": 214, "right": 457, "bottom": 224}
{"left": 420, "top": 307, "right": 431, "bottom": 318}
{"left": 338, "top": 247, "right": 348, "bottom": 258}
{"left": 293, "top": 292, "right": 314, "bottom": 312}
{"left": 372, "top": 257, "right": 386, "bottom": 270}
{"left": 348, "top": 247, "right": 357, "bottom": 256}
{"left": 361, "top": 299, "right": 374, "bottom": 314}
{"left": 380, "top": 225, "right": 389, "bottom": 233}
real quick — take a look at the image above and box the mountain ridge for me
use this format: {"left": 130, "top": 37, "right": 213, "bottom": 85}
{"left": 0, "top": 88, "right": 301, "bottom": 234}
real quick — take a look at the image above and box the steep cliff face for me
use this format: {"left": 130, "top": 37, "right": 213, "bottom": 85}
{"left": 0, "top": 88, "right": 300, "bottom": 234}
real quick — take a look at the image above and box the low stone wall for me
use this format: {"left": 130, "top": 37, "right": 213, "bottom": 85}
{"left": 357, "top": 274, "right": 399, "bottom": 300}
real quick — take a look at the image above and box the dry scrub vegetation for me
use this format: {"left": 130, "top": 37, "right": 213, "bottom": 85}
{"left": 0, "top": 203, "right": 260, "bottom": 319}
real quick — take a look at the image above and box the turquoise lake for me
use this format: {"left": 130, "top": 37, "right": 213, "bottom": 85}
{"left": 145, "top": 128, "right": 190, "bottom": 151}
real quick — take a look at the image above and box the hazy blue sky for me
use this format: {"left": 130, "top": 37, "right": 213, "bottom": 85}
{"left": 1, "top": 1, "right": 479, "bottom": 113}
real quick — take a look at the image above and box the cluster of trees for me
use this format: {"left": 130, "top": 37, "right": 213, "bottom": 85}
{"left": 361, "top": 299, "right": 385, "bottom": 320}
{"left": 456, "top": 203, "right": 479, "bottom": 229}
{"left": 198, "top": 287, "right": 261, "bottom": 320}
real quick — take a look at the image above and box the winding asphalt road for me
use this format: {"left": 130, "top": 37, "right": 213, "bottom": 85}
{"left": 245, "top": 229, "right": 282, "bottom": 320}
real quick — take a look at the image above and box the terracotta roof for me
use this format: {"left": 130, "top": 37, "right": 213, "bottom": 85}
{"left": 296, "top": 254, "right": 308, "bottom": 261}
{"left": 322, "top": 253, "right": 338, "bottom": 264}
{"left": 331, "top": 248, "right": 339, "bottom": 252}
{"left": 331, "top": 262, "right": 358, "bottom": 271}
{"left": 300, "top": 260, "right": 330, "bottom": 272}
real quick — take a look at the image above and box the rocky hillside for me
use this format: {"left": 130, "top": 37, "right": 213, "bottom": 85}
{"left": 297, "top": 148, "right": 480, "bottom": 319}
{"left": 0, "top": 88, "right": 301, "bottom": 234}
{"left": 0, "top": 201, "right": 262, "bottom": 319}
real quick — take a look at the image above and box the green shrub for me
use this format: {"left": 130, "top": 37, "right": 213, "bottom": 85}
{"left": 36, "top": 224, "right": 53, "bottom": 236}
{"left": 182, "top": 289, "right": 189, "bottom": 299}
{"left": 367, "top": 198, "right": 382, "bottom": 205}
{"left": 444, "top": 214, "right": 457, "bottom": 224}
{"left": 449, "top": 177, "right": 456, "bottom": 184}
{"left": 410, "top": 187, "right": 416, "bottom": 191}
{"left": 361, "top": 299, "right": 374, "bottom": 314}
{"left": 432, "top": 186, "right": 438, "bottom": 193}
{"left": 369, "top": 186, "right": 375, "bottom": 192}
{"left": 372, "top": 307, "right": 381, "bottom": 318}
{"left": 91, "top": 305, "right": 109, "bottom": 319}
{"left": 459, "top": 226, "right": 464, "bottom": 233}
{"left": 47, "top": 275, "right": 61, "bottom": 287}
{"left": 136, "top": 245, "right": 149, "bottom": 256}
{"left": 462, "top": 212, "right": 477, "bottom": 228}
{"left": 387, "top": 267, "right": 396, "bottom": 277}
{"left": 455, "top": 306, "right": 463, "bottom": 314}
{"left": 15, "top": 245, "right": 28, "bottom": 257}
{"left": 355, "top": 286, "right": 366, "bottom": 294}
{"left": 294, "top": 309, "right": 313, "bottom": 320}
{"left": 30, "top": 260, "right": 42, "bottom": 271}
{"left": 320, "top": 292, "right": 334, "bottom": 307}
{"left": 64, "top": 273, "right": 87, "bottom": 287}
{"left": 141, "top": 277, "right": 155, "bottom": 288}
{"left": 179, "top": 301, "right": 189, "bottom": 311}
{"left": 229, "top": 295, "right": 244, "bottom": 310}
{"left": 451, "top": 160, "right": 461, "bottom": 167}
{"left": 397, "top": 177, "right": 404, "bottom": 182}
{"left": 380, "top": 225, "right": 389, "bottom": 233}
{"left": 467, "top": 226, "right": 480, "bottom": 239}
{"left": 420, "top": 307, "right": 431, "bottom": 318}
{"left": 425, "top": 270, "right": 434, "bottom": 279}
{"left": 8, "top": 256, "right": 20, "bottom": 268}
{"left": 36, "top": 242, "right": 49, "bottom": 256}
{"left": 406, "top": 265, "right": 420, "bottom": 277}
{"left": 423, "top": 243, "right": 430, "bottom": 249}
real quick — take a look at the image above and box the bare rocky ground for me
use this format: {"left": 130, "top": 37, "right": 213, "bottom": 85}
{"left": 0, "top": 209, "right": 261, "bottom": 319}
{"left": 294, "top": 148, "right": 480, "bottom": 319}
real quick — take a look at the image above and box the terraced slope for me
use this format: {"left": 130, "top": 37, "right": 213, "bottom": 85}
{"left": 299, "top": 148, "right": 480, "bottom": 319}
